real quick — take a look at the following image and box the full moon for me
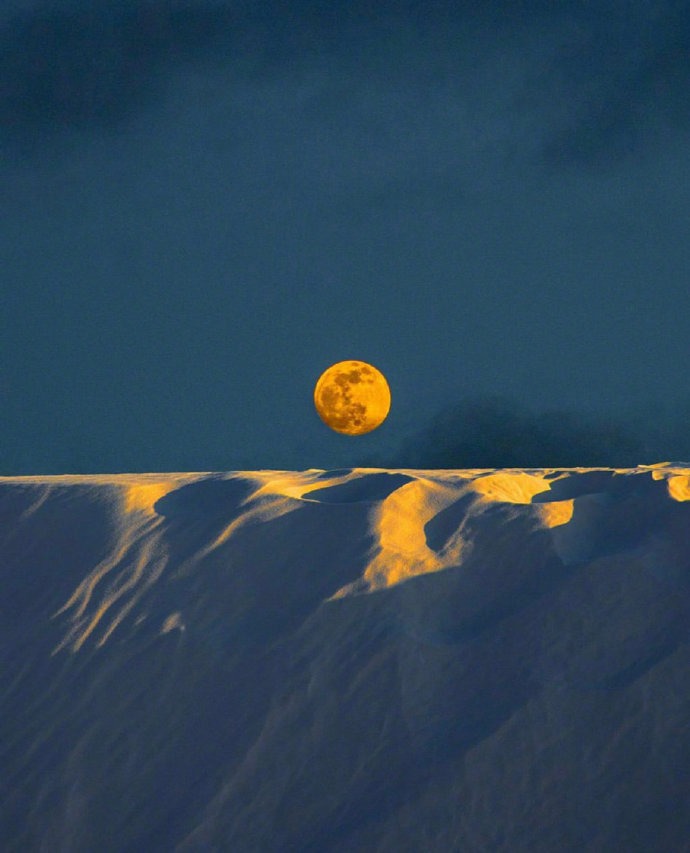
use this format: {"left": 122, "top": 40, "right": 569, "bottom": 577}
{"left": 313, "top": 360, "right": 391, "bottom": 435}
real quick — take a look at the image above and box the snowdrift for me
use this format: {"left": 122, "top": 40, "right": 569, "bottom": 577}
{"left": 2, "top": 465, "right": 690, "bottom": 851}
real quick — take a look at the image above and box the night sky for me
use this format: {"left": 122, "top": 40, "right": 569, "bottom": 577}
{"left": 2, "top": 0, "right": 690, "bottom": 473}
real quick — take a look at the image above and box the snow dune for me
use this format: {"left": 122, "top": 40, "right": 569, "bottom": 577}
{"left": 2, "top": 465, "right": 690, "bottom": 850}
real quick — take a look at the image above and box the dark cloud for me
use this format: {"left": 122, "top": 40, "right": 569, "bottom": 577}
{"left": 383, "top": 395, "right": 690, "bottom": 469}
{"left": 0, "top": 2, "right": 238, "bottom": 145}
{"left": 3, "top": 0, "right": 689, "bottom": 168}
{"left": 537, "top": 2, "right": 690, "bottom": 169}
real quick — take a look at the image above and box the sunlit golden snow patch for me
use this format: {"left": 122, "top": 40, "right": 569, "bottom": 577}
{"left": 472, "top": 472, "right": 552, "bottom": 504}
{"left": 161, "top": 612, "right": 185, "bottom": 634}
{"left": 648, "top": 465, "right": 690, "bottom": 501}
{"left": 122, "top": 482, "right": 177, "bottom": 514}
{"left": 332, "top": 479, "right": 466, "bottom": 596}
{"left": 667, "top": 475, "right": 690, "bottom": 502}
{"left": 52, "top": 510, "right": 168, "bottom": 653}
{"left": 537, "top": 499, "right": 575, "bottom": 528}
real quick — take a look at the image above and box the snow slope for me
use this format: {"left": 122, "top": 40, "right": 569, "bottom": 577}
{"left": 2, "top": 465, "right": 690, "bottom": 851}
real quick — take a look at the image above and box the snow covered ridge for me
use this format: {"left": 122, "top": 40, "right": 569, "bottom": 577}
{"left": 3, "top": 465, "right": 690, "bottom": 850}
{"left": 1, "top": 464, "right": 689, "bottom": 655}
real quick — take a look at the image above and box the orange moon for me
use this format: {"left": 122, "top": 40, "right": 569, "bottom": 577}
{"left": 313, "top": 360, "right": 391, "bottom": 435}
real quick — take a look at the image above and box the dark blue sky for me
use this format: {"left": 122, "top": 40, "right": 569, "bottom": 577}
{"left": 2, "top": 0, "right": 690, "bottom": 473}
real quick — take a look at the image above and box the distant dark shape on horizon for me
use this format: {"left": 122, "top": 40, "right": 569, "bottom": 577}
{"left": 385, "top": 395, "right": 663, "bottom": 469}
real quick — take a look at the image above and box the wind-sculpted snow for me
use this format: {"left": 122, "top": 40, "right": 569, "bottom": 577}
{"left": 2, "top": 465, "right": 690, "bottom": 851}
